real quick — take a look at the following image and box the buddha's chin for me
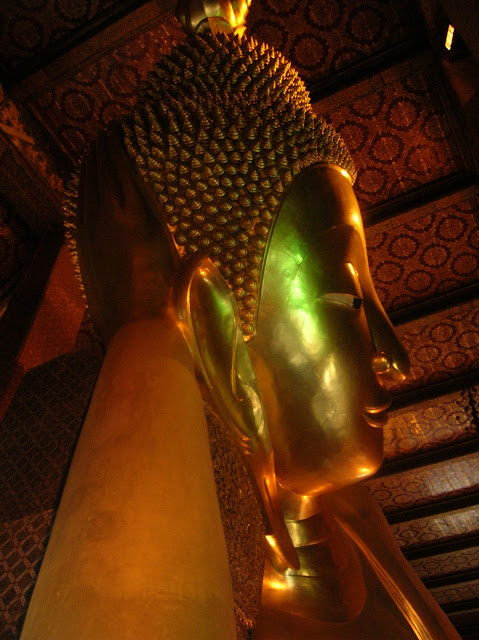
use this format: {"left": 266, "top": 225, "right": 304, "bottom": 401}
{"left": 275, "top": 444, "right": 384, "bottom": 498}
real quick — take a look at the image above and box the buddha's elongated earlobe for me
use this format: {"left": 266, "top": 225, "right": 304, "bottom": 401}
{"left": 176, "top": 256, "right": 299, "bottom": 570}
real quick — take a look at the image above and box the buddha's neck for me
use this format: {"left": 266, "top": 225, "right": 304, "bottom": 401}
{"left": 264, "top": 485, "right": 367, "bottom": 622}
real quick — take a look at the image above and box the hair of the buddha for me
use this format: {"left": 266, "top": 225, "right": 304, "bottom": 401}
{"left": 64, "top": 31, "right": 355, "bottom": 336}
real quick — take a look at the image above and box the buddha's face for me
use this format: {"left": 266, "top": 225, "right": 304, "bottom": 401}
{"left": 246, "top": 165, "right": 409, "bottom": 497}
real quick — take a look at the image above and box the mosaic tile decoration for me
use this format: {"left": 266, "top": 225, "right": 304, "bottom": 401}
{"left": 0, "top": 346, "right": 103, "bottom": 638}
{"left": 0, "top": 0, "right": 120, "bottom": 72}
{"left": 430, "top": 579, "right": 479, "bottom": 606}
{"left": 391, "top": 506, "right": 479, "bottom": 551}
{"left": 0, "top": 345, "right": 103, "bottom": 523}
{"left": 0, "top": 510, "right": 54, "bottom": 640}
{"left": 247, "top": 0, "right": 422, "bottom": 82}
{"left": 323, "top": 63, "right": 466, "bottom": 209}
{"left": 389, "top": 299, "right": 479, "bottom": 394}
{"left": 411, "top": 546, "right": 479, "bottom": 581}
{"left": 366, "top": 452, "right": 479, "bottom": 514}
{"left": 366, "top": 195, "right": 479, "bottom": 313}
{"left": 384, "top": 389, "right": 477, "bottom": 461}
{"left": 26, "top": 15, "right": 184, "bottom": 162}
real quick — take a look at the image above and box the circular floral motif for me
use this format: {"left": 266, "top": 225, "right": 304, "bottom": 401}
{"left": 385, "top": 96, "right": 420, "bottom": 131}
{"left": 356, "top": 166, "right": 388, "bottom": 196}
{"left": 248, "top": 19, "right": 287, "bottom": 52}
{"left": 9, "top": 16, "right": 43, "bottom": 52}
{"left": 306, "top": 0, "right": 345, "bottom": 30}
{"left": 370, "top": 132, "right": 404, "bottom": 165}
{"left": 458, "top": 330, "right": 479, "bottom": 351}
{"left": 336, "top": 120, "right": 368, "bottom": 153}
{"left": 404, "top": 144, "right": 439, "bottom": 176}
{"left": 420, "top": 243, "right": 451, "bottom": 268}
{"left": 60, "top": 88, "right": 94, "bottom": 123}
{"left": 429, "top": 322, "right": 454, "bottom": 343}
{"left": 404, "top": 268, "right": 433, "bottom": 293}
{"left": 290, "top": 33, "right": 329, "bottom": 72}
{"left": 451, "top": 251, "right": 478, "bottom": 277}
{"left": 414, "top": 344, "right": 441, "bottom": 363}
{"left": 436, "top": 214, "right": 467, "bottom": 241}
{"left": 375, "top": 260, "right": 404, "bottom": 284}
{"left": 388, "top": 233, "right": 419, "bottom": 260}
{"left": 443, "top": 351, "right": 466, "bottom": 370}
{"left": 468, "top": 226, "right": 479, "bottom": 249}
{"left": 345, "top": 3, "right": 388, "bottom": 46}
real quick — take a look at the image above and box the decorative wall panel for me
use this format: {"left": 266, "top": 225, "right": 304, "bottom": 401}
{"left": 366, "top": 195, "right": 479, "bottom": 312}
{"left": 0, "top": 510, "right": 54, "bottom": 639}
{"left": 389, "top": 300, "right": 479, "bottom": 393}
{"left": 411, "top": 546, "right": 479, "bottom": 580}
{"left": 430, "top": 579, "right": 479, "bottom": 606}
{"left": 320, "top": 62, "right": 466, "bottom": 208}
{"left": 384, "top": 390, "right": 477, "bottom": 461}
{"left": 391, "top": 506, "right": 479, "bottom": 551}
{"left": 0, "top": 346, "right": 103, "bottom": 639}
{"left": 246, "top": 0, "right": 422, "bottom": 82}
{"left": 0, "top": 345, "right": 103, "bottom": 523}
{"left": 0, "top": 0, "right": 119, "bottom": 72}
{"left": 367, "top": 453, "right": 479, "bottom": 513}
{"left": 26, "top": 15, "right": 183, "bottom": 161}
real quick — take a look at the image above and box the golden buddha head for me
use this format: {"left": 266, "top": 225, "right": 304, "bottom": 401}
{"left": 65, "top": 30, "right": 408, "bottom": 563}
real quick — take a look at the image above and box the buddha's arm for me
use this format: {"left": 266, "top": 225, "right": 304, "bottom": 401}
{"left": 20, "top": 125, "right": 236, "bottom": 640}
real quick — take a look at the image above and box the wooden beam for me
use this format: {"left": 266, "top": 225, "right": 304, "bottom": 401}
{"left": 308, "top": 37, "right": 427, "bottom": 102}
{"left": 389, "top": 281, "right": 479, "bottom": 326}
{"left": 386, "top": 492, "right": 479, "bottom": 525}
{"left": 391, "top": 371, "right": 479, "bottom": 410}
{"left": 423, "top": 568, "right": 479, "bottom": 590}
{"left": 376, "top": 439, "right": 479, "bottom": 478}
{"left": 441, "top": 598, "right": 479, "bottom": 615}
{"left": 363, "top": 172, "right": 479, "bottom": 228}
{"left": 403, "top": 534, "right": 479, "bottom": 561}
{"left": 1, "top": 0, "right": 168, "bottom": 88}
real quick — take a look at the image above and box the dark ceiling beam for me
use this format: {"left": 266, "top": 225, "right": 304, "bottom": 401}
{"left": 308, "top": 36, "right": 427, "bottom": 102}
{"left": 363, "top": 172, "right": 479, "bottom": 228}
{"left": 376, "top": 438, "right": 479, "bottom": 478}
{"left": 441, "top": 598, "right": 479, "bottom": 615}
{"left": 1, "top": 0, "right": 160, "bottom": 88}
{"left": 385, "top": 492, "right": 479, "bottom": 525}
{"left": 403, "top": 534, "right": 479, "bottom": 561}
{"left": 422, "top": 567, "right": 479, "bottom": 590}
{"left": 389, "top": 281, "right": 479, "bottom": 326}
{"left": 391, "top": 370, "right": 479, "bottom": 410}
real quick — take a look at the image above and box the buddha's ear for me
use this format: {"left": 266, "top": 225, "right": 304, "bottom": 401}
{"left": 176, "top": 256, "right": 299, "bottom": 570}
{"left": 176, "top": 255, "right": 263, "bottom": 451}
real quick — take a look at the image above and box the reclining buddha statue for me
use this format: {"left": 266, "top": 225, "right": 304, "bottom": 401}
{"left": 19, "top": 1, "right": 460, "bottom": 638}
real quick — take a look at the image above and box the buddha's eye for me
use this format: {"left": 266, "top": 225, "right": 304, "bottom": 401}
{"left": 316, "top": 293, "right": 362, "bottom": 309}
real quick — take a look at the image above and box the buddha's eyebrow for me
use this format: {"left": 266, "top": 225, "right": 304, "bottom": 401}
{"left": 316, "top": 293, "right": 362, "bottom": 308}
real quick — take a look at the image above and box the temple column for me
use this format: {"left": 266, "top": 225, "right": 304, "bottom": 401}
{"left": 20, "top": 317, "right": 236, "bottom": 640}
